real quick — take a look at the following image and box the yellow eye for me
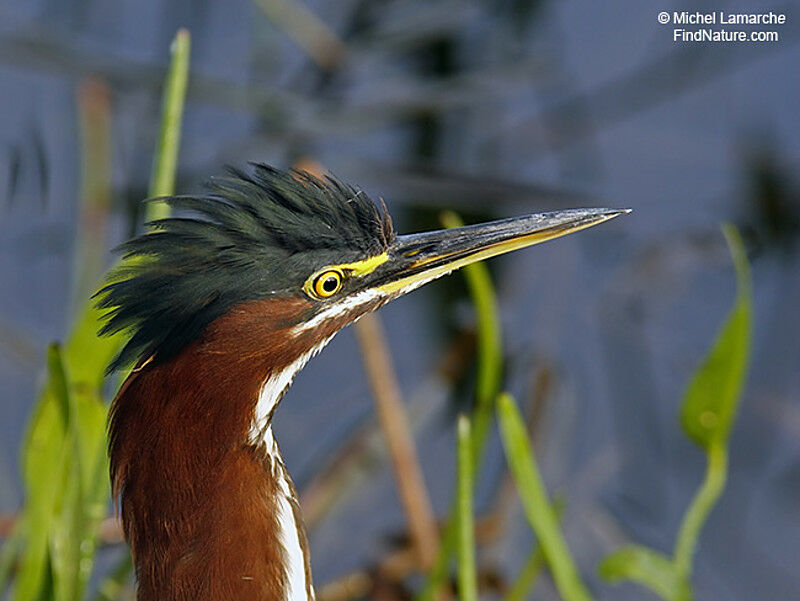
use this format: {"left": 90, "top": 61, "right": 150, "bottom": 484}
{"left": 312, "top": 270, "right": 343, "bottom": 298}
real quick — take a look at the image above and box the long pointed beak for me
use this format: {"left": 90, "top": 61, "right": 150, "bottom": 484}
{"left": 375, "top": 208, "right": 630, "bottom": 295}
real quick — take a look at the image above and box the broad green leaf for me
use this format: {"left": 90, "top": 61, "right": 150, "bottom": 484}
{"left": 598, "top": 545, "right": 680, "bottom": 601}
{"left": 680, "top": 225, "right": 752, "bottom": 450}
{"left": 15, "top": 347, "right": 72, "bottom": 601}
{"left": 48, "top": 343, "right": 84, "bottom": 601}
{"left": 50, "top": 446, "right": 84, "bottom": 601}
{"left": 12, "top": 345, "right": 107, "bottom": 601}
{"left": 11, "top": 27, "right": 190, "bottom": 601}
{"left": 601, "top": 225, "right": 752, "bottom": 601}
{"left": 46, "top": 344, "right": 71, "bottom": 426}
{"left": 54, "top": 385, "right": 109, "bottom": 601}
{"left": 65, "top": 304, "right": 125, "bottom": 388}
{"left": 497, "top": 393, "right": 592, "bottom": 601}
{"left": 16, "top": 312, "right": 114, "bottom": 601}
{"left": 456, "top": 415, "right": 477, "bottom": 601}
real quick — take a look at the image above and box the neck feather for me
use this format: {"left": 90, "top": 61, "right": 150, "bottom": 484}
{"left": 109, "top": 298, "right": 336, "bottom": 601}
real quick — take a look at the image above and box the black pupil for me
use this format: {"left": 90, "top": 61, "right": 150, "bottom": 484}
{"left": 322, "top": 276, "right": 338, "bottom": 292}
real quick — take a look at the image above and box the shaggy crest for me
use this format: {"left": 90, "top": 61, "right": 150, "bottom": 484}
{"left": 96, "top": 164, "right": 394, "bottom": 372}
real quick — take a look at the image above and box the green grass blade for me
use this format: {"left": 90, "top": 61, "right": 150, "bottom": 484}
{"left": 497, "top": 393, "right": 592, "bottom": 601}
{"left": 598, "top": 545, "right": 679, "bottom": 601}
{"left": 417, "top": 530, "right": 454, "bottom": 601}
{"left": 456, "top": 415, "right": 478, "bottom": 601}
{"left": 418, "top": 212, "right": 504, "bottom": 601}
{"left": 440, "top": 211, "right": 502, "bottom": 459}
{"left": 505, "top": 547, "right": 545, "bottom": 601}
{"left": 505, "top": 499, "right": 566, "bottom": 601}
{"left": 147, "top": 28, "right": 191, "bottom": 216}
{"left": 66, "top": 28, "right": 190, "bottom": 379}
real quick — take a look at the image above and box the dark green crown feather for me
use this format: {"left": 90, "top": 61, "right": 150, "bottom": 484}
{"left": 96, "top": 164, "right": 394, "bottom": 372}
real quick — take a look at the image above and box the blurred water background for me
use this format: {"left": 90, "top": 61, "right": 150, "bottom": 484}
{"left": 1, "top": 0, "right": 799, "bottom": 599}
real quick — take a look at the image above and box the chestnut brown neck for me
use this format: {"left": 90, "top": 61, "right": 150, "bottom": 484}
{"left": 108, "top": 297, "right": 346, "bottom": 601}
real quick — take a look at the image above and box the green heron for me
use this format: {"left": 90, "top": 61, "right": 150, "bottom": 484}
{"left": 97, "top": 164, "right": 627, "bottom": 601}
